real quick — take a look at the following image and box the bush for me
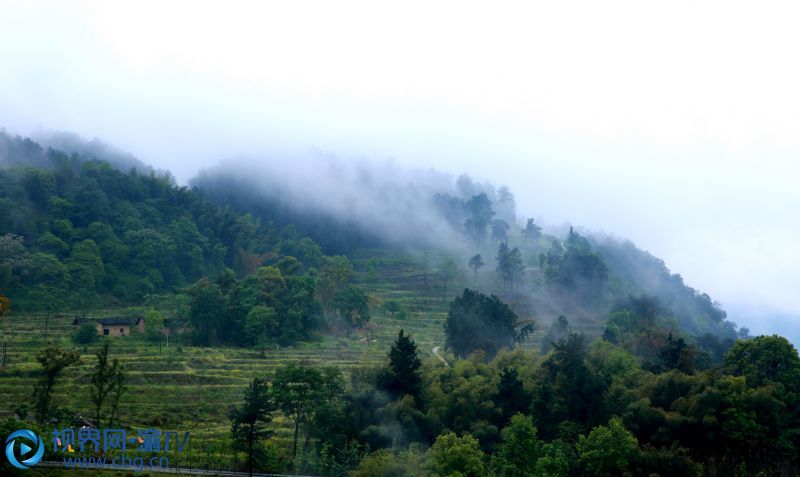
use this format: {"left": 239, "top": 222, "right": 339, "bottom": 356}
{"left": 72, "top": 321, "right": 99, "bottom": 344}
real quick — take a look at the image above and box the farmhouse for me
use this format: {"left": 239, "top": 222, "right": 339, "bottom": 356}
{"left": 72, "top": 316, "right": 145, "bottom": 337}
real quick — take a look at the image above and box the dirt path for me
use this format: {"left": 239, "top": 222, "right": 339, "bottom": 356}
{"left": 432, "top": 346, "right": 448, "bottom": 366}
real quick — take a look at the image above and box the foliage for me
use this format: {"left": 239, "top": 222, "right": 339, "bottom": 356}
{"left": 521, "top": 218, "right": 542, "bottom": 254}
{"left": 494, "top": 413, "right": 541, "bottom": 477}
{"left": 89, "top": 340, "right": 126, "bottom": 427}
{"left": 576, "top": 417, "right": 640, "bottom": 477}
{"left": 334, "top": 286, "right": 370, "bottom": 331}
{"left": 532, "top": 333, "right": 606, "bottom": 439}
{"left": 72, "top": 321, "right": 99, "bottom": 344}
{"left": 445, "top": 289, "right": 518, "bottom": 359}
{"left": 424, "top": 431, "right": 485, "bottom": 477}
{"left": 379, "top": 329, "right": 422, "bottom": 401}
{"left": 317, "top": 256, "right": 353, "bottom": 316}
{"left": 230, "top": 378, "right": 274, "bottom": 477}
{"left": 495, "top": 242, "right": 524, "bottom": 291}
{"left": 350, "top": 449, "right": 424, "bottom": 477}
{"left": 493, "top": 367, "right": 531, "bottom": 427}
{"left": 467, "top": 254, "right": 484, "bottom": 281}
{"left": 33, "top": 346, "right": 80, "bottom": 424}
{"left": 0, "top": 293, "right": 10, "bottom": 318}
{"left": 271, "top": 364, "right": 344, "bottom": 461}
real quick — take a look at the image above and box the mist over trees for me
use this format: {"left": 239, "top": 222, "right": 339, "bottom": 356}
{"left": 4, "top": 131, "right": 789, "bottom": 476}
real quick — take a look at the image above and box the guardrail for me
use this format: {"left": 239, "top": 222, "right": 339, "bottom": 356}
{"left": 37, "top": 460, "right": 320, "bottom": 477}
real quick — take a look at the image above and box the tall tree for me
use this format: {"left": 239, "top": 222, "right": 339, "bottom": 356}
{"left": 491, "top": 219, "right": 510, "bottom": 243}
{"left": 521, "top": 218, "right": 542, "bottom": 256}
{"left": 438, "top": 257, "right": 459, "bottom": 302}
{"left": 463, "top": 193, "right": 495, "bottom": 245}
{"left": 316, "top": 256, "right": 353, "bottom": 316}
{"left": 496, "top": 243, "right": 524, "bottom": 292}
{"left": 334, "top": 286, "right": 370, "bottom": 332}
{"left": 496, "top": 414, "right": 542, "bottom": 477}
{"left": 187, "top": 278, "right": 226, "bottom": 346}
{"left": 271, "top": 364, "right": 343, "bottom": 461}
{"left": 33, "top": 347, "right": 80, "bottom": 424}
{"left": 493, "top": 367, "right": 531, "bottom": 426}
{"left": 244, "top": 305, "right": 277, "bottom": 357}
{"left": 424, "top": 432, "right": 485, "bottom": 477}
{"left": 107, "top": 365, "right": 127, "bottom": 427}
{"left": 724, "top": 335, "right": 800, "bottom": 389}
{"left": 468, "top": 254, "right": 484, "bottom": 283}
{"left": 531, "top": 333, "right": 605, "bottom": 439}
{"left": 230, "top": 378, "right": 274, "bottom": 477}
{"left": 576, "top": 418, "right": 640, "bottom": 477}
{"left": 380, "top": 329, "right": 423, "bottom": 401}
{"left": 90, "top": 341, "right": 126, "bottom": 427}
{"left": 445, "top": 289, "right": 518, "bottom": 359}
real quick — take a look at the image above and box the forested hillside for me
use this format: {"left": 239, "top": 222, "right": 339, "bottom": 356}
{"left": 4, "top": 133, "right": 797, "bottom": 477}
{"left": 192, "top": 157, "right": 739, "bottom": 343}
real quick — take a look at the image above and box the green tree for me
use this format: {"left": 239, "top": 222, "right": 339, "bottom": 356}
{"left": 33, "top": 347, "right": 80, "bottom": 424}
{"left": 521, "top": 218, "right": 542, "bottom": 256}
{"left": 380, "top": 329, "right": 422, "bottom": 401}
{"left": 317, "top": 255, "right": 353, "bottom": 316}
{"left": 724, "top": 335, "right": 800, "bottom": 388}
{"left": 463, "top": 193, "right": 495, "bottom": 245}
{"left": 37, "top": 232, "right": 69, "bottom": 257}
{"left": 72, "top": 321, "right": 99, "bottom": 344}
{"left": 532, "top": 333, "right": 605, "bottom": 439}
{"left": 541, "top": 315, "right": 570, "bottom": 353}
{"left": 495, "top": 413, "right": 541, "bottom": 477}
{"left": 468, "top": 254, "right": 484, "bottom": 282}
{"left": 66, "top": 239, "right": 105, "bottom": 291}
{"left": 271, "top": 364, "right": 343, "bottom": 461}
{"left": 533, "top": 441, "right": 572, "bottom": 477}
{"left": 365, "top": 257, "right": 380, "bottom": 284}
{"left": 107, "top": 364, "right": 127, "bottom": 426}
{"left": 90, "top": 341, "right": 126, "bottom": 427}
{"left": 493, "top": 367, "right": 531, "bottom": 426}
{"left": 491, "top": 219, "right": 510, "bottom": 243}
{"left": 576, "top": 417, "right": 640, "bottom": 477}
{"left": 445, "top": 289, "right": 518, "bottom": 359}
{"left": 230, "top": 378, "right": 274, "bottom": 477}
{"left": 657, "top": 333, "right": 697, "bottom": 374}
{"left": 0, "top": 234, "right": 30, "bottom": 289}
{"left": 244, "top": 305, "right": 277, "bottom": 356}
{"left": 496, "top": 242, "right": 524, "bottom": 292}
{"left": 382, "top": 300, "right": 402, "bottom": 319}
{"left": 143, "top": 309, "right": 165, "bottom": 344}
{"left": 350, "top": 449, "right": 424, "bottom": 477}
{"left": 438, "top": 257, "right": 459, "bottom": 302}
{"left": 187, "top": 278, "right": 226, "bottom": 346}
{"left": 334, "top": 286, "right": 370, "bottom": 332}
{"left": 425, "top": 431, "right": 485, "bottom": 477}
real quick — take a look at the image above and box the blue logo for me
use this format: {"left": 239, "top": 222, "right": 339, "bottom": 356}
{"left": 5, "top": 429, "right": 45, "bottom": 470}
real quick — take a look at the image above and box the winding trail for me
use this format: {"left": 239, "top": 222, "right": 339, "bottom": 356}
{"left": 432, "top": 346, "right": 449, "bottom": 366}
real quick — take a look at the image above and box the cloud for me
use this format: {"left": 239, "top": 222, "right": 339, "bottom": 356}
{"left": 0, "top": 1, "right": 799, "bottom": 336}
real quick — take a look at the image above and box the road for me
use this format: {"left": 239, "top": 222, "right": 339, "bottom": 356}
{"left": 432, "top": 346, "right": 449, "bottom": 366}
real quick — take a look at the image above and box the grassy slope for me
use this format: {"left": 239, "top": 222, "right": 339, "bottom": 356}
{"left": 1, "top": 247, "right": 552, "bottom": 469}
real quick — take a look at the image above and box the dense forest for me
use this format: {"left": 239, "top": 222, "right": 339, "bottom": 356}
{"left": 1, "top": 133, "right": 797, "bottom": 476}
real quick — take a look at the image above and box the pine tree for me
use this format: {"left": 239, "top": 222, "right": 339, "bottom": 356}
{"left": 468, "top": 254, "right": 484, "bottom": 282}
{"left": 382, "top": 329, "right": 422, "bottom": 400}
{"left": 494, "top": 367, "right": 531, "bottom": 426}
{"left": 230, "top": 378, "right": 274, "bottom": 477}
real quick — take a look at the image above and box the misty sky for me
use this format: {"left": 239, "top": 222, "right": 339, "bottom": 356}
{"left": 1, "top": 1, "right": 799, "bottom": 339}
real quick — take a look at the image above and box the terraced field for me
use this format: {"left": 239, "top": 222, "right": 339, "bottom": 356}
{"left": 0, "top": 249, "right": 566, "bottom": 472}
